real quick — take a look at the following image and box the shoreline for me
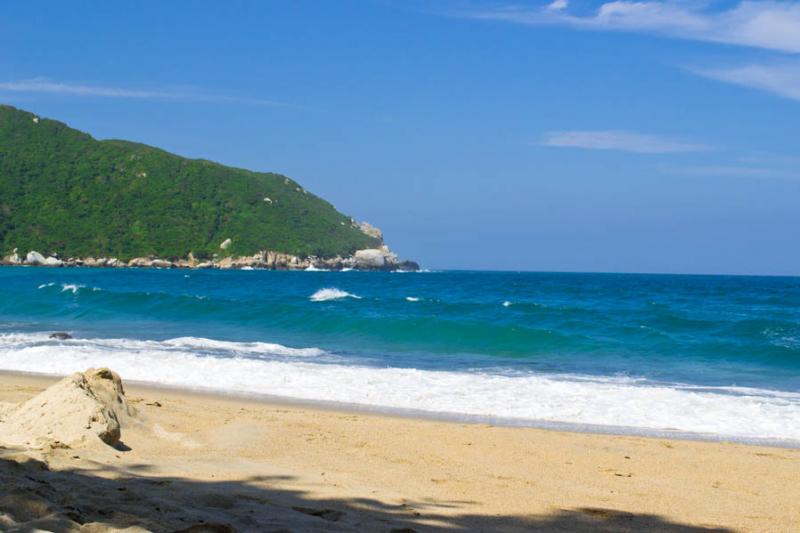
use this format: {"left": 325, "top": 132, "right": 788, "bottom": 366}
{"left": 1, "top": 246, "right": 421, "bottom": 272}
{"left": 3, "top": 369, "right": 798, "bottom": 450}
{"left": 1, "top": 369, "right": 799, "bottom": 531}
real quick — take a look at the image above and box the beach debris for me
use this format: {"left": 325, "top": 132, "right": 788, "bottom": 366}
{"left": 49, "top": 332, "right": 73, "bottom": 340}
{"left": 0, "top": 368, "right": 136, "bottom": 448}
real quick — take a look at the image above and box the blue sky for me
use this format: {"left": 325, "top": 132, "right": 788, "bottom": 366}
{"left": 1, "top": 1, "right": 799, "bottom": 274}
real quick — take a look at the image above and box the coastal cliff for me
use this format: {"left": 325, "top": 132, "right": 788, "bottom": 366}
{"left": 0, "top": 105, "right": 417, "bottom": 270}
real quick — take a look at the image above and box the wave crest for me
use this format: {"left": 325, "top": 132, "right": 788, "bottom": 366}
{"left": 310, "top": 288, "right": 361, "bottom": 302}
{"left": 0, "top": 332, "right": 799, "bottom": 443}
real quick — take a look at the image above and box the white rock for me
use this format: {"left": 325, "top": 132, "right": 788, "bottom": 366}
{"left": 25, "top": 251, "right": 46, "bottom": 265}
{"left": 3, "top": 248, "right": 21, "bottom": 264}
{"left": 44, "top": 256, "right": 63, "bottom": 267}
{"left": 220, "top": 238, "right": 232, "bottom": 250}
{"left": 354, "top": 248, "right": 397, "bottom": 270}
{"left": 127, "top": 257, "right": 152, "bottom": 267}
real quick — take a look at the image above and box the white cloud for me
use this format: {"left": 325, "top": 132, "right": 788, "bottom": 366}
{"left": 458, "top": 1, "right": 800, "bottom": 54}
{"left": 689, "top": 62, "right": 800, "bottom": 101}
{"left": 542, "top": 130, "right": 711, "bottom": 154}
{"left": 547, "top": 0, "right": 568, "bottom": 11}
{"left": 0, "top": 78, "right": 299, "bottom": 108}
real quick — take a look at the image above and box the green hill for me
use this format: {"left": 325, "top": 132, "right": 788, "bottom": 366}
{"left": 0, "top": 105, "right": 381, "bottom": 260}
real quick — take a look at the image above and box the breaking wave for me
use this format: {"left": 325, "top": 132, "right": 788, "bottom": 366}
{"left": 0, "top": 332, "right": 799, "bottom": 444}
{"left": 310, "top": 288, "right": 361, "bottom": 302}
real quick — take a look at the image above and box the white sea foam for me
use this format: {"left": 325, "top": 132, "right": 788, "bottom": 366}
{"left": 405, "top": 297, "right": 420, "bottom": 302}
{"left": 0, "top": 332, "right": 799, "bottom": 442}
{"left": 304, "top": 265, "right": 330, "bottom": 272}
{"left": 502, "top": 300, "right": 512, "bottom": 307}
{"left": 61, "top": 283, "right": 84, "bottom": 294}
{"left": 40, "top": 283, "right": 101, "bottom": 294}
{"left": 309, "top": 288, "right": 360, "bottom": 302}
{"left": 163, "top": 337, "right": 325, "bottom": 357}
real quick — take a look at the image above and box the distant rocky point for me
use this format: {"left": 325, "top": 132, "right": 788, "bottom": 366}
{"left": 1, "top": 244, "right": 420, "bottom": 271}
{"left": 0, "top": 105, "right": 418, "bottom": 271}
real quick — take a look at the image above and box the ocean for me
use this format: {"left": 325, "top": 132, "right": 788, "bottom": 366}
{"left": 1, "top": 267, "right": 799, "bottom": 445}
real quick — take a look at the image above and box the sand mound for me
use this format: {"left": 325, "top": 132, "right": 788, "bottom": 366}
{"left": 0, "top": 368, "right": 135, "bottom": 448}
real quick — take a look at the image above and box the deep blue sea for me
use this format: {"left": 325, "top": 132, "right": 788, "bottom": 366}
{"left": 1, "top": 267, "right": 799, "bottom": 444}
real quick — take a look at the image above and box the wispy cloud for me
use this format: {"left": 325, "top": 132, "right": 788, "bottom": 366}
{"left": 542, "top": 130, "right": 711, "bottom": 154}
{"left": 689, "top": 62, "right": 800, "bottom": 101}
{"left": 454, "top": 1, "right": 800, "bottom": 54}
{"left": 0, "top": 78, "right": 301, "bottom": 108}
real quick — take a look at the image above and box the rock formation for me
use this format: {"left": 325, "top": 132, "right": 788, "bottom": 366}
{"left": 0, "top": 368, "right": 135, "bottom": 448}
{"left": 25, "top": 251, "right": 46, "bottom": 265}
{"left": 2, "top": 245, "right": 419, "bottom": 271}
{"left": 358, "top": 221, "right": 383, "bottom": 242}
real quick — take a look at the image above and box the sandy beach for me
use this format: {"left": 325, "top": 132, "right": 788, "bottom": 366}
{"left": 1, "top": 370, "right": 798, "bottom": 532}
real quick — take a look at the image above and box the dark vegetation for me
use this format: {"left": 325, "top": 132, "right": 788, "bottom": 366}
{"left": 0, "top": 105, "right": 380, "bottom": 260}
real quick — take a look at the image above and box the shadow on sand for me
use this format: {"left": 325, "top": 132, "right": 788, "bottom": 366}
{"left": 0, "top": 453, "right": 731, "bottom": 532}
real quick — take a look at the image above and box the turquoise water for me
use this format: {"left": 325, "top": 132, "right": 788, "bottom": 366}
{"left": 1, "top": 267, "right": 799, "bottom": 443}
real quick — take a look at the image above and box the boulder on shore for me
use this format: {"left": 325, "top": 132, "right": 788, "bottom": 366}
{"left": 128, "top": 257, "right": 153, "bottom": 267}
{"left": 0, "top": 368, "right": 135, "bottom": 448}
{"left": 25, "top": 251, "right": 46, "bottom": 265}
{"left": 1, "top": 248, "right": 21, "bottom": 265}
{"left": 354, "top": 247, "right": 398, "bottom": 270}
{"left": 396, "top": 260, "right": 421, "bottom": 272}
{"left": 150, "top": 259, "right": 173, "bottom": 268}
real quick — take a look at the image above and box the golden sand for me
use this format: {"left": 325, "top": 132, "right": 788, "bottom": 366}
{"left": 1, "top": 371, "right": 798, "bottom": 532}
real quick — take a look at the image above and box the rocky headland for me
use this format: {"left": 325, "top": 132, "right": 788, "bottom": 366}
{"left": 0, "top": 243, "right": 420, "bottom": 272}
{"left": 0, "top": 105, "right": 420, "bottom": 272}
